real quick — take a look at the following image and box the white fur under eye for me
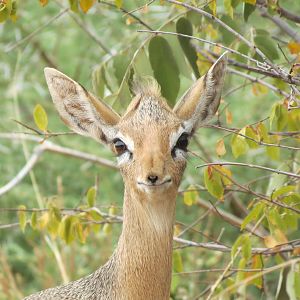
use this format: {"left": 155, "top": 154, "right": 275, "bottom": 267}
{"left": 117, "top": 151, "right": 132, "bottom": 166}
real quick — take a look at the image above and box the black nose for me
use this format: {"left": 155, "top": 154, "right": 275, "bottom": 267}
{"left": 147, "top": 175, "right": 158, "bottom": 184}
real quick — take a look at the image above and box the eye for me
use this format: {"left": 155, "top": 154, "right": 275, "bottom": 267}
{"left": 173, "top": 133, "right": 189, "bottom": 155}
{"left": 113, "top": 138, "right": 128, "bottom": 156}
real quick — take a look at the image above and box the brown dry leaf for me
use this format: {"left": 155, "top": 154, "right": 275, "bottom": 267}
{"left": 264, "top": 235, "right": 278, "bottom": 248}
{"left": 79, "top": 0, "right": 95, "bottom": 13}
{"left": 288, "top": 41, "right": 300, "bottom": 55}
{"left": 39, "top": 0, "right": 49, "bottom": 6}
{"left": 225, "top": 108, "right": 233, "bottom": 124}
{"left": 216, "top": 139, "right": 226, "bottom": 156}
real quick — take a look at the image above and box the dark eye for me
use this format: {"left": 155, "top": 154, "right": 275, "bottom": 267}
{"left": 113, "top": 138, "right": 127, "bottom": 156}
{"left": 174, "top": 133, "right": 189, "bottom": 152}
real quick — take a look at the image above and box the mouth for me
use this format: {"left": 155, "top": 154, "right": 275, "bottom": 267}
{"left": 137, "top": 178, "right": 172, "bottom": 188}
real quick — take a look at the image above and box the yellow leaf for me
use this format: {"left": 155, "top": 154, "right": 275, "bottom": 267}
{"left": 173, "top": 250, "right": 183, "bottom": 273}
{"left": 33, "top": 104, "right": 48, "bottom": 132}
{"left": 244, "top": 0, "right": 256, "bottom": 4}
{"left": 37, "top": 212, "right": 49, "bottom": 230}
{"left": 288, "top": 42, "right": 300, "bottom": 55}
{"left": 115, "top": 0, "right": 123, "bottom": 9}
{"left": 252, "top": 83, "right": 269, "bottom": 96}
{"left": 224, "top": 0, "right": 233, "bottom": 19}
{"left": 79, "top": 0, "right": 94, "bottom": 13}
{"left": 103, "top": 223, "right": 112, "bottom": 235}
{"left": 209, "top": 0, "right": 216, "bottom": 16}
{"left": 39, "top": 0, "right": 49, "bottom": 7}
{"left": 216, "top": 138, "right": 226, "bottom": 156}
{"left": 183, "top": 185, "right": 198, "bottom": 206}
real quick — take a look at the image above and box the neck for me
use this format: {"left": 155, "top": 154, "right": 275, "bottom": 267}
{"left": 114, "top": 186, "right": 177, "bottom": 300}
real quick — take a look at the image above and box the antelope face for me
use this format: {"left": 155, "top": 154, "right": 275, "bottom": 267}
{"left": 44, "top": 53, "right": 227, "bottom": 196}
{"left": 113, "top": 96, "right": 189, "bottom": 194}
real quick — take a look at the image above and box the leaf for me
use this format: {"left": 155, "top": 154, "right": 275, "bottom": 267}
{"left": 250, "top": 255, "right": 263, "bottom": 288}
{"left": 204, "top": 166, "right": 224, "bottom": 200}
{"left": 214, "top": 165, "right": 232, "bottom": 186}
{"left": 241, "top": 202, "right": 265, "bottom": 230}
{"left": 92, "top": 65, "right": 106, "bottom": 98}
{"left": 148, "top": 36, "right": 180, "bottom": 106}
{"left": 216, "top": 139, "right": 226, "bottom": 156}
{"left": 39, "top": 0, "right": 49, "bottom": 7}
{"left": 256, "top": 122, "right": 268, "bottom": 142}
{"left": 245, "top": 126, "right": 258, "bottom": 149}
{"left": 225, "top": 108, "right": 233, "bottom": 124}
{"left": 33, "top": 104, "right": 48, "bottom": 132}
{"left": 266, "top": 135, "right": 280, "bottom": 160}
{"left": 270, "top": 102, "right": 288, "bottom": 131}
{"left": 176, "top": 17, "right": 200, "bottom": 78}
{"left": 254, "top": 35, "right": 279, "bottom": 60}
{"left": 224, "top": 0, "right": 234, "bottom": 19}
{"left": 288, "top": 42, "right": 300, "bottom": 55}
{"left": 252, "top": 83, "right": 268, "bottom": 96}
{"left": 113, "top": 54, "right": 130, "bottom": 86}
{"left": 88, "top": 207, "right": 103, "bottom": 221}
{"left": 231, "top": 129, "right": 248, "bottom": 158}
{"left": 114, "top": 0, "right": 123, "bottom": 8}
{"left": 208, "top": 0, "right": 217, "bottom": 16}
{"left": 103, "top": 223, "right": 112, "bottom": 235}
{"left": 183, "top": 185, "right": 198, "bottom": 206}
{"left": 31, "top": 211, "right": 38, "bottom": 230}
{"left": 37, "top": 212, "right": 49, "bottom": 230}
{"left": 86, "top": 186, "right": 96, "bottom": 207}
{"left": 264, "top": 235, "right": 278, "bottom": 248}
{"left": 79, "top": 0, "right": 94, "bottom": 13}
{"left": 0, "top": 0, "right": 12, "bottom": 23}
{"left": 18, "top": 205, "right": 27, "bottom": 233}
{"left": 243, "top": 3, "right": 256, "bottom": 22}
{"left": 68, "top": 0, "right": 79, "bottom": 12}
{"left": 173, "top": 250, "right": 183, "bottom": 273}
{"left": 243, "top": 0, "right": 256, "bottom": 4}
{"left": 287, "top": 269, "right": 297, "bottom": 300}
{"left": 59, "top": 216, "right": 77, "bottom": 244}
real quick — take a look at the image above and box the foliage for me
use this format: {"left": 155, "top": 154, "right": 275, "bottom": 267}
{"left": 0, "top": 0, "right": 300, "bottom": 299}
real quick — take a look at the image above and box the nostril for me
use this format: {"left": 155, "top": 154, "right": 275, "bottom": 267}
{"left": 147, "top": 175, "right": 158, "bottom": 184}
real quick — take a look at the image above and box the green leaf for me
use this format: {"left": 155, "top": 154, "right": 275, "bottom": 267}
{"left": 242, "top": 234, "right": 251, "bottom": 260}
{"left": 176, "top": 17, "right": 200, "bottom": 78}
{"left": 287, "top": 269, "right": 297, "bottom": 300}
{"left": 224, "top": 0, "right": 234, "bottom": 19}
{"left": 231, "top": 129, "right": 248, "bottom": 158}
{"left": 241, "top": 202, "right": 265, "bottom": 230}
{"left": 103, "top": 223, "right": 112, "bottom": 235}
{"left": 173, "top": 250, "right": 183, "bottom": 273}
{"left": 204, "top": 166, "right": 224, "bottom": 200}
{"left": 33, "top": 104, "right": 48, "bottom": 132}
{"left": 86, "top": 186, "right": 96, "bottom": 207}
{"left": 18, "top": 205, "right": 27, "bottom": 233}
{"left": 113, "top": 53, "right": 130, "bottom": 86}
{"left": 270, "top": 102, "right": 288, "bottom": 131}
{"left": 68, "top": 0, "right": 79, "bottom": 12}
{"left": 272, "top": 185, "right": 295, "bottom": 199}
{"left": 92, "top": 65, "right": 106, "bottom": 98}
{"left": 219, "top": 15, "right": 240, "bottom": 45}
{"left": 59, "top": 216, "right": 77, "bottom": 244}
{"left": 243, "top": 3, "right": 256, "bottom": 22}
{"left": 148, "top": 36, "right": 180, "bottom": 106}
{"left": 254, "top": 35, "right": 279, "bottom": 60}
{"left": 88, "top": 207, "right": 103, "bottom": 221}
{"left": 183, "top": 185, "right": 198, "bottom": 206}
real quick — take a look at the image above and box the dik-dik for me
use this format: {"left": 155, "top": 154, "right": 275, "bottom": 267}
{"left": 24, "top": 52, "right": 227, "bottom": 300}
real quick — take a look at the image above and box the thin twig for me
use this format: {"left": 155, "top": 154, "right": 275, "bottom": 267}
{"left": 5, "top": 8, "right": 69, "bottom": 52}
{"left": 196, "top": 162, "right": 300, "bottom": 179}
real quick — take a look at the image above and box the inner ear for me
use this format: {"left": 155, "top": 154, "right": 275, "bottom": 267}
{"left": 173, "top": 52, "right": 228, "bottom": 131}
{"left": 44, "top": 68, "right": 120, "bottom": 144}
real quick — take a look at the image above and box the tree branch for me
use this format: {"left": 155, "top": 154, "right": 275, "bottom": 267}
{"left": 196, "top": 162, "right": 300, "bottom": 179}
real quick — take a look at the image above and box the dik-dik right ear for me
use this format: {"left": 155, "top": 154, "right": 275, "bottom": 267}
{"left": 44, "top": 68, "right": 120, "bottom": 144}
{"left": 173, "top": 52, "right": 227, "bottom": 133}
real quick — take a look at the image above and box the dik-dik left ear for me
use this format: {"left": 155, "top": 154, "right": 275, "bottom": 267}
{"left": 44, "top": 68, "right": 120, "bottom": 144}
{"left": 173, "top": 52, "right": 228, "bottom": 133}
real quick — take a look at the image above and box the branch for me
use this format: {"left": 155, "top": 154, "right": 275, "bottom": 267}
{"left": 5, "top": 8, "right": 69, "bottom": 52}
{"left": 208, "top": 124, "right": 300, "bottom": 151}
{"left": 276, "top": 5, "right": 300, "bottom": 24}
{"left": 260, "top": 7, "right": 300, "bottom": 43}
{"left": 174, "top": 237, "right": 300, "bottom": 255}
{"left": 99, "top": 1, "right": 154, "bottom": 31}
{"left": 0, "top": 133, "right": 117, "bottom": 197}
{"left": 196, "top": 162, "right": 300, "bottom": 179}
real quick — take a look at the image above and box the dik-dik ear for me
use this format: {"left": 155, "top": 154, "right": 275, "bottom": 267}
{"left": 44, "top": 68, "right": 120, "bottom": 143}
{"left": 173, "top": 52, "right": 227, "bottom": 133}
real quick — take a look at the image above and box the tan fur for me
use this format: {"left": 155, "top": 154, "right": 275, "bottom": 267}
{"left": 24, "top": 53, "right": 227, "bottom": 300}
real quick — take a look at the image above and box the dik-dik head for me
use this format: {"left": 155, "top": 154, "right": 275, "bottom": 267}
{"left": 44, "top": 53, "right": 227, "bottom": 196}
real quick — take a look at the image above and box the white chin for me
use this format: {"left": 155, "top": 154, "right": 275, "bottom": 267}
{"left": 137, "top": 182, "right": 171, "bottom": 194}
